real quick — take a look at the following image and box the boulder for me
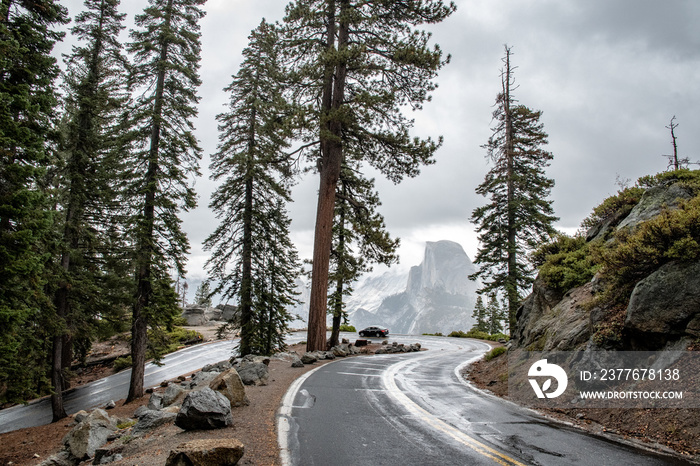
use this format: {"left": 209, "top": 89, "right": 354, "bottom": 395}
{"left": 331, "top": 346, "right": 347, "bottom": 357}
{"left": 290, "top": 356, "right": 304, "bottom": 368}
{"left": 147, "top": 392, "right": 164, "bottom": 410}
{"left": 189, "top": 370, "right": 219, "bottom": 389}
{"left": 93, "top": 445, "right": 125, "bottom": 465}
{"left": 625, "top": 260, "right": 700, "bottom": 347}
{"left": 181, "top": 307, "right": 207, "bottom": 326}
{"left": 37, "top": 451, "right": 73, "bottom": 466}
{"left": 165, "top": 439, "right": 244, "bottom": 466}
{"left": 162, "top": 384, "right": 187, "bottom": 407}
{"left": 209, "top": 369, "right": 249, "bottom": 407}
{"left": 300, "top": 353, "right": 317, "bottom": 364}
{"left": 204, "top": 307, "right": 223, "bottom": 322}
{"left": 63, "top": 409, "right": 118, "bottom": 460}
{"left": 354, "top": 339, "right": 369, "bottom": 347}
{"left": 237, "top": 363, "right": 269, "bottom": 386}
{"left": 202, "top": 360, "right": 232, "bottom": 373}
{"left": 132, "top": 410, "right": 177, "bottom": 436}
{"left": 175, "top": 387, "right": 233, "bottom": 431}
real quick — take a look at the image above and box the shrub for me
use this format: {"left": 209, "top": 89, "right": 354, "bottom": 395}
{"left": 422, "top": 332, "right": 443, "bottom": 336}
{"left": 581, "top": 186, "right": 645, "bottom": 230}
{"left": 448, "top": 330, "right": 509, "bottom": 341}
{"left": 484, "top": 346, "right": 507, "bottom": 361}
{"left": 113, "top": 356, "right": 132, "bottom": 372}
{"left": 533, "top": 234, "right": 599, "bottom": 294}
{"left": 339, "top": 324, "right": 356, "bottom": 332}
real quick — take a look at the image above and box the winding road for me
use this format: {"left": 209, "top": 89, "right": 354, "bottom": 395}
{"left": 278, "top": 336, "right": 688, "bottom": 466}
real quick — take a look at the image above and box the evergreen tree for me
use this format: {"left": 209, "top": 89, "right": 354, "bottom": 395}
{"left": 194, "top": 282, "right": 212, "bottom": 307}
{"left": 123, "top": 0, "right": 205, "bottom": 402}
{"left": 471, "top": 46, "right": 558, "bottom": 331}
{"left": 282, "top": 0, "right": 455, "bottom": 351}
{"left": 0, "top": 0, "right": 68, "bottom": 405}
{"left": 205, "top": 21, "right": 301, "bottom": 357}
{"left": 470, "top": 295, "right": 488, "bottom": 333}
{"left": 50, "top": 0, "right": 129, "bottom": 421}
{"left": 486, "top": 292, "right": 504, "bottom": 335}
{"left": 328, "top": 162, "right": 399, "bottom": 347}
{"left": 254, "top": 199, "right": 301, "bottom": 355}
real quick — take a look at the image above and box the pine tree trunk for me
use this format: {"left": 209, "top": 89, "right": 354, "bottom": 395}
{"left": 503, "top": 47, "right": 518, "bottom": 333}
{"left": 307, "top": 0, "right": 349, "bottom": 352}
{"left": 240, "top": 175, "right": 254, "bottom": 355}
{"left": 127, "top": 0, "right": 172, "bottom": 402}
{"left": 240, "top": 92, "right": 257, "bottom": 356}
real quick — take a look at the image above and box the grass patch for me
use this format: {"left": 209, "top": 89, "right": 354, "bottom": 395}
{"left": 484, "top": 346, "right": 507, "bottom": 361}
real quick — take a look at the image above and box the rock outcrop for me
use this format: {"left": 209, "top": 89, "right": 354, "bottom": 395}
{"left": 625, "top": 260, "right": 700, "bottom": 347}
{"left": 516, "top": 177, "right": 700, "bottom": 351}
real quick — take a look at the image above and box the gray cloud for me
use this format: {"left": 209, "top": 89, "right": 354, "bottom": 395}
{"left": 55, "top": 0, "right": 700, "bottom": 275}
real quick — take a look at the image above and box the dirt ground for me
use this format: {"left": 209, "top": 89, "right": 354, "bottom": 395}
{"left": 0, "top": 329, "right": 386, "bottom": 466}
{"left": 465, "top": 351, "right": 700, "bottom": 463}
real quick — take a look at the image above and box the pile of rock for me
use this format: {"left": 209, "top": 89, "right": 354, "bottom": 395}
{"left": 40, "top": 361, "right": 256, "bottom": 465}
{"left": 374, "top": 341, "right": 422, "bottom": 354}
{"left": 283, "top": 342, "right": 362, "bottom": 367}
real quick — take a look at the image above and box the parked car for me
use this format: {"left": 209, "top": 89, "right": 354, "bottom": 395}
{"left": 358, "top": 326, "right": 389, "bottom": 337}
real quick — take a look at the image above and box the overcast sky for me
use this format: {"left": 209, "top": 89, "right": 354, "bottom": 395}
{"left": 55, "top": 0, "right": 700, "bottom": 283}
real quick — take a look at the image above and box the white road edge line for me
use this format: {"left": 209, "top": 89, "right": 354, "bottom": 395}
{"left": 382, "top": 343, "right": 527, "bottom": 466}
{"left": 278, "top": 361, "right": 336, "bottom": 466}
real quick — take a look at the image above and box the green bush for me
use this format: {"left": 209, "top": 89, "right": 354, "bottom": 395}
{"left": 113, "top": 356, "right": 132, "bottom": 372}
{"left": 533, "top": 234, "right": 599, "bottom": 294}
{"left": 447, "top": 330, "right": 509, "bottom": 341}
{"left": 339, "top": 324, "right": 356, "bottom": 332}
{"left": 422, "top": 332, "right": 443, "bottom": 336}
{"left": 581, "top": 186, "right": 645, "bottom": 230}
{"left": 595, "top": 196, "right": 700, "bottom": 292}
{"left": 484, "top": 346, "right": 507, "bottom": 361}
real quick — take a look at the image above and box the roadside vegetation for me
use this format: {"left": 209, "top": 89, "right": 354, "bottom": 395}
{"left": 532, "top": 169, "right": 700, "bottom": 347}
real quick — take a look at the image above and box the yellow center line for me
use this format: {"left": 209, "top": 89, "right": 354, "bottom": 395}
{"left": 383, "top": 355, "right": 527, "bottom": 466}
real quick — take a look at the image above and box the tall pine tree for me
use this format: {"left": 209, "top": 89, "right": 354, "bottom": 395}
{"left": 205, "top": 21, "right": 301, "bottom": 357}
{"left": 0, "top": 0, "right": 68, "bottom": 405}
{"left": 51, "top": 0, "right": 129, "bottom": 421}
{"left": 471, "top": 46, "right": 558, "bottom": 331}
{"left": 123, "top": 0, "right": 205, "bottom": 402}
{"left": 283, "top": 0, "right": 455, "bottom": 351}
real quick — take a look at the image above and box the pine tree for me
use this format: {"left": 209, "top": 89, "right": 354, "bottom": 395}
{"left": 50, "top": 0, "right": 129, "bottom": 421}
{"left": 328, "top": 162, "right": 399, "bottom": 347}
{"left": 193, "top": 282, "right": 212, "bottom": 307}
{"left": 470, "top": 295, "right": 488, "bottom": 333}
{"left": 282, "top": 0, "right": 456, "bottom": 351}
{"left": 205, "top": 21, "right": 301, "bottom": 357}
{"left": 123, "top": 0, "right": 205, "bottom": 402}
{"left": 0, "top": 0, "right": 69, "bottom": 405}
{"left": 471, "top": 46, "right": 558, "bottom": 331}
{"left": 486, "top": 292, "right": 504, "bottom": 335}
{"left": 254, "top": 199, "right": 301, "bottom": 355}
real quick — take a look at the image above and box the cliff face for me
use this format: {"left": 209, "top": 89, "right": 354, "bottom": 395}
{"left": 348, "top": 240, "right": 479, "bottom": 334}
{"left": 516, "top": 176, "right": 700, "bottom": 351}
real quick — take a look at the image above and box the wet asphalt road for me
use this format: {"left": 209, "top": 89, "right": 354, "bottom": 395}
{"left": 279, "top": 336, "right": 688, "bottom": 466}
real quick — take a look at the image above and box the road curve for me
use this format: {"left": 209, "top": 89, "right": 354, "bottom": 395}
{"left": 0, "top": 338, "right": 238, "bottom": 434}
{"left": 278, "top": 336, "right": 687, "bottom": 466}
